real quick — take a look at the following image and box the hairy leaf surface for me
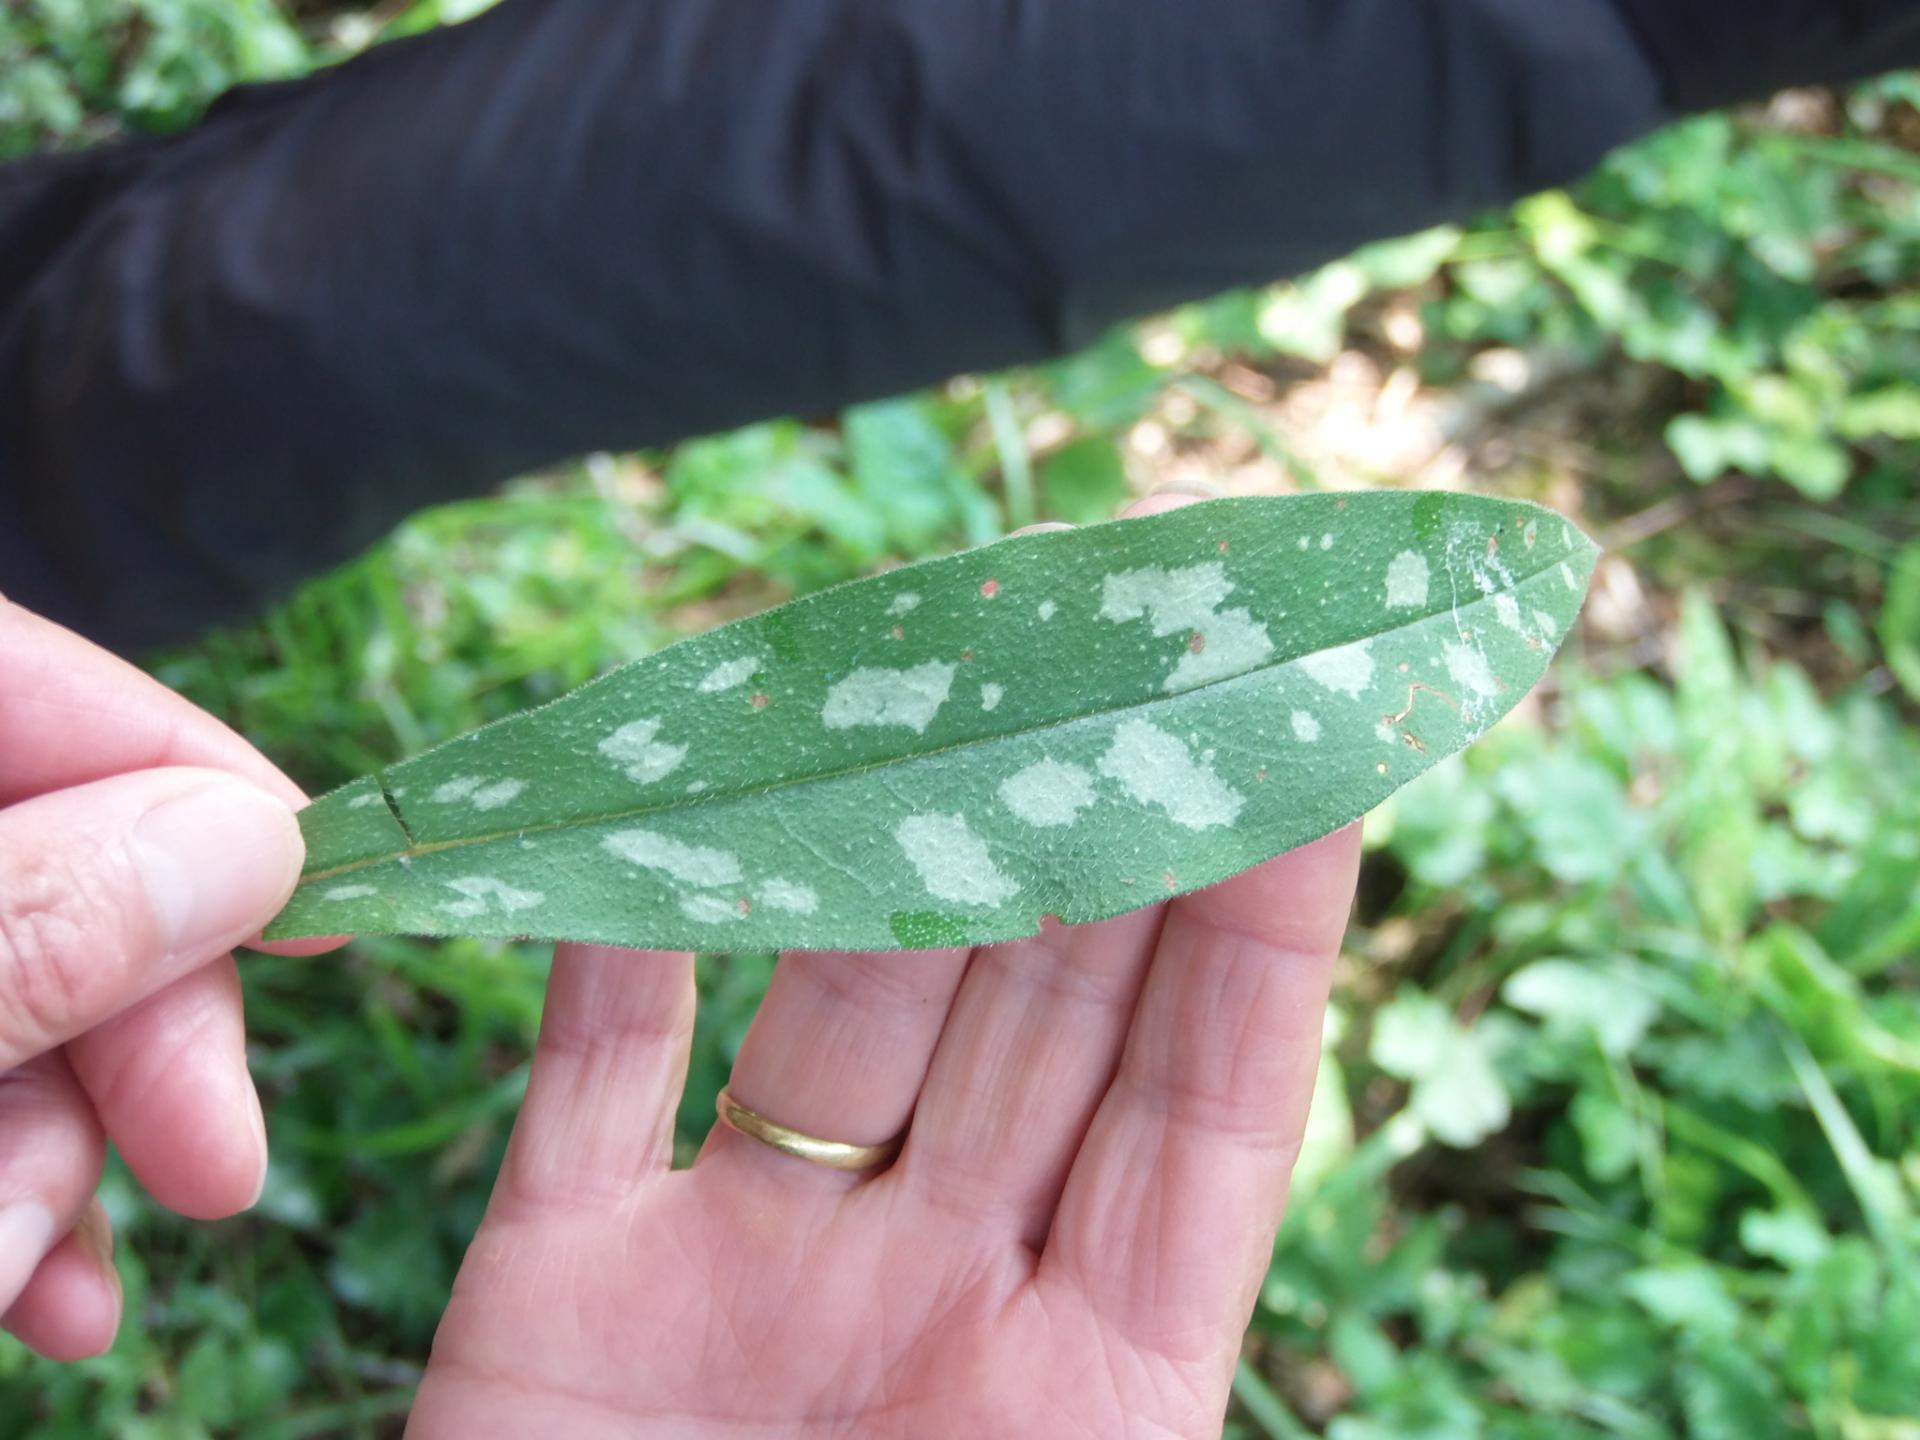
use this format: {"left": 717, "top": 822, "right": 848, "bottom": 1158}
{"left": 267, "top": 495, "right": 1597, "bottom": 950}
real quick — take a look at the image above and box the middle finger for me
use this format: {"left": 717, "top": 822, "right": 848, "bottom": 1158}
{"left": 896, "top": 908, "right": 1162, "bottom": 1247}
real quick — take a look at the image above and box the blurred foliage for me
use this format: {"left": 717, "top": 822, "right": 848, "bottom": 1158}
{"left": 3, "top": 5, "right": 1919, "bottom": 1438}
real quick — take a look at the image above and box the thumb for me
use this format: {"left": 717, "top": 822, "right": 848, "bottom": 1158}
{"left": 0, "top": 768, "right": 302, "bottom": 1070}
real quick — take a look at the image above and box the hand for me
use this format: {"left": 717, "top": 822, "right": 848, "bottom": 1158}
{"left": 412, "top": 829, "right": 1359, "bottom": 1439}
{"left": 0, "top": 599, "right": 323, "bottom": 1358}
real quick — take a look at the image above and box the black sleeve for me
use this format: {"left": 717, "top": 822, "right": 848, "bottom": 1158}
{"left": 0, "top": 0, "right": 1914, "bottom": 653}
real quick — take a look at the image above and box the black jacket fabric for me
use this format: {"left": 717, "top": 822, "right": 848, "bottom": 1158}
{"left": 2, "top": 0, "right": 1917, "bottom": 652}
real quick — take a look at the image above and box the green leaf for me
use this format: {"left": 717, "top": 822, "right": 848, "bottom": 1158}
{"left": 1570, "top": 1091, "right": 1640, "bottom": 1183}
{"left": 1622, "top": 1265, "right": 1740, "bottom": 1337}
{"left": 1371, "top": 990, "right": 1513, "bottom": 1150}
{"left": 1257, "top": 262, "right": 1370, "bottom": 362}
{"left": 267, "top": 494, "right": 1596, "bottom": 951}
{"left": 1039, "top": 436, "right": 1132, "bottom": 525}
{"left": 844, "top": 397, "right": 989, "bottom": 551}
{"left": 1880, "top": 542, "right": 1920, "bottom": 704}
{"left": 1674, "top": 592, "right": 1759, "bottom": 944}
{"left": 1739, "top": 1208, "right": 1832, "bottom": 1270}
{"left": 1504, "top": 959, "right": 1660, "bottom": 1058}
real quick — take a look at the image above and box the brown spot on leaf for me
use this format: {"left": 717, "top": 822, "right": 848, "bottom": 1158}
{"left": 980, "top": 579, "right": 1000, "bottom": 599}
{"left": 1385, "top": 682, "right": 1461, "bottom": 726}
{"left": 749, "top": 692, "right": 770, "bottom": 710}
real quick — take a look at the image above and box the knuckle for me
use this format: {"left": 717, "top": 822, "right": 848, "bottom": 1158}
{"left": 0, "top": 1055, "right": 105, "bottom": 1183}
{"left": 0, "top": 844, "right": 136, "bottom": 1057}
{"left": 796, "top": 950, "right": 945, "bottom": 1013}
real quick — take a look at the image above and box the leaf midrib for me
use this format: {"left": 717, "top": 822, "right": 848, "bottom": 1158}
{"left": 299, "top": 556, "right": 1580, "bottom": 886}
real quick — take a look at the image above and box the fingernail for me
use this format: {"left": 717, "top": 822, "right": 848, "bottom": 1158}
{"left": 0, "top": 1200, "right": 57, "bottom": 1313}
{"left": 134, "top": 782, "right": 304, "bottom": 962}
{"left": 245, "top": 1089, "right": 270, "bottom": 1209}
{"left": 74, "top": 1202, "right": 124, "bottom": 1341}
{"left": 1151, "top": 479, "right": 1225, "bottom": 500}
{"left": 74, "top": 1200, "right": 114, "bottom": 1268}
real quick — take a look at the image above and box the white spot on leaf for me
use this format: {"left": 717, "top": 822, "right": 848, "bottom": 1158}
{"left": 602, "top": 829, "right": 743, "bottom": 887}
{"left": 1096, "top": 719, "right": 1244, "bottom": 831}
{"left": 324, "top": 884, "right": 377, "bottom": 901}
{"left": 823, "top": 661, "right": 957, "bottom": 733}
{"left": 430, "top": 776, "right": 526, "bottom": 810}
{"left": 1038, "top": 600, "right": 1058, "bottom": 621}
{"left": 757, "top": 878, "right": 821, "bottom": 914}
{"left": 696, "top": 656, "right": 761, "bottom": 694}
{"left": 980, "top": 683, "right": 1005, "bottom": 713}
{"left": 1560, "top": 562, "right": 1579, "bottom": 590}
{"left": 679, "top": 894, "right": 743, "bottom": 925}
{"left": 599, "top": 718, "right": 689, "bottom": 784}
{"left": 1494, "top": 593, "right": 1525, "bottom": 633}
{"left": 1385, "top": 551, "right": 1430, "bottom": 610}
{"left": 1534, "top": 610, "right": 1560, "bottom": 638}
{"left": 473, "top": 779, "right": 525, "bottom": 810}
{"left": 1320, "top": 533, "right": 1334, "bottom": 551}
{"left": 1445, "top": 641, "right": 1499, "bottom": 699}
{"left": 347, "top": 793, "right": 383, "bottom": 810}
{"left": 440, "top": 875, "right": 544, "bottom": 919}
{"left": 1000, "top": 758, "right": 1098, "bottom": 828}
{"left": 1291, "top": 710, "right": 1322, "bottom": 743}
{"left": 887, "top": 592, "right": 922, "bottom": 617}
{"left": 896, "top": 813, "right": 1018, "bottom": 907}
{"left": 1099, "top": 561, "right": 1275, "bottom": 694}
{"left": 1300, "top": 641, "right": 1376, "bottom": 697}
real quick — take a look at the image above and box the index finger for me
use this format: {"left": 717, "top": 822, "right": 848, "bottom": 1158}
{"left": 0, "top": 599, "right": 307, "bottom": 811}
{"left": 0, "top": 599, "right": 345, "bottom": 956}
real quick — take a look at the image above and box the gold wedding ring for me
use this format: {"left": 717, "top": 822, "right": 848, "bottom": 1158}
{"left": 714, "top": 1088, "right": 905, "bottom": 1173}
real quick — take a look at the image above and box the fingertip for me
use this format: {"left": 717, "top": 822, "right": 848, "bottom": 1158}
{"left": 131, "top": 770, "right": 307, "bottom": 962}
{"left": 2, "top": 1207, "right": 122, "bottom": 1362}
{"left": 67, "top": 960, "right": 268, "bottom": 1223}
{"left": 1123, "top": 482, "right": 1224, "bottom": 519}
{"left": 137, "top": 1058, "right": 270, "bottom": 1223}
{"left": 1176, "top": 822, "right": 1364, "bottom": 960}
{"left": 245, "top": 933, "right": 352, "bottom": 958}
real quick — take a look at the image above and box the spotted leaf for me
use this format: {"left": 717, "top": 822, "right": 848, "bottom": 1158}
{"left": 266, "top": 494, "right": 1597, "bottom": 950}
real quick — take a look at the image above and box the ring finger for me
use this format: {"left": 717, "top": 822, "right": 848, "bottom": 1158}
{"left": 701, "top": 945, "right": 973, "bottom": 1182}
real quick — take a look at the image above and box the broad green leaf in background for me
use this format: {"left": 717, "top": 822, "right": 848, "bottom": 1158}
{"left": 1881, "top": 540, "right": 1920, "bottom": 705}
{"left": 266, "top": 494, "right": 1597, "bottom": 951}
{"left": 1369, "top": 989, "right": 1513, "bottom": 1149}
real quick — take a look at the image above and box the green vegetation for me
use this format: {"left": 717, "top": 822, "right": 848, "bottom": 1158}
{"left": 3, "top": 6, "right": 1917, "bottom": 1437}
